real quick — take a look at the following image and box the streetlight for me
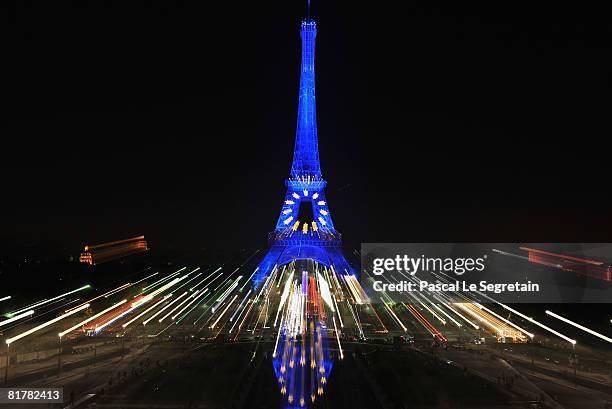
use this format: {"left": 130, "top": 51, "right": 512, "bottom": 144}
{"left": 4, "top": 343, "right": 9, "bottom": 385}
{"left": 57, "top": 335, "right": 63, "bottom": 376}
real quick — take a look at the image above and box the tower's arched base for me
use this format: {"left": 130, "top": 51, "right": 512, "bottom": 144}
{"left": 253, "top": 244, "right": 356, "bottom": 288}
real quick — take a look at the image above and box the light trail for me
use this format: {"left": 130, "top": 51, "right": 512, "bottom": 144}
{"left": 7, "top": 285, "right": 91, "bottom": 317}
{"left": 122, "top": 296, "right": 171, "bottom": 328}
{"left": 66, "top": 283, "right": 135, "bottom": 312}
{"left": 59, "top": 300, "right": 127, "bottom": 337}
{"left": 410, "top": 293, "right": 446, "bottom": 325}
{"left": 172, "top": 290, "right": 208, "bottom": 320}
{"left": 276, "top": 266, "right": 287, "bottom": 288}
{"left": 272, "top": 312, "right": 284, "bottom": 357}
{"left": 159, "top": 291, "right": 196, "bottom": 322}
{"left": 172, "top": 269, "right": 203, "bottom": 292}
{"left": 0, "top": 296, "right": 11, "bottom": 303}
{"left": 131, "top": 271, "right": 159, "bottom": 286}
{"left": 345, "top": 300, "right": 364, "bottom": 338}
{"left": 143, "top": 293, "right": 187, "bottom": 325}
{"left": 140, "top": 267, "right": 186, "bottom": 293}
{"left": 342, "top": 274, "right": 368, "bottom": 304}
{"left": 230, "top": 290, "right": 252, "bottom": 322}
{"left": 317, "top": 272, "right": 335, "bottom": 312}
{"left": 193, "top": 299, "right": 217, "bottom": 326}
{"left": 474, "top": 303, "right": 533, "bottom": 338}
{"left": 240, "top": 267, "right": 259, "bottom": 291}
{"left": 0, "top": 310, "right": 34, "bottom": 327}
{"left": 177, "top": 291, "right": 213, "bottom": 324}
{"left": 229, "top": 299, "right": 252, "bottom": 333}
{"left": 137, "top": 274, "right": 189, "bottom": 306}
{"left": 332, "top": 316, "right": 343, "bottom": 359}
{"left": 150, "top": 321, "right": 174, "bottom": 337}
{"left": 236, "top": 298, "right": 255, "bottom": 332}
{"left": 275, "top": 272, "right": 295, "bottom": 327}
{"left": 1, "top": 300, "right": 79, "bottom": 335}
{"left": 212, "top": 277, "right": 242, "bottom": 313}
{"left": 254, "top": 273, "right": 274, "bottom": 303}
{"left": 189, "top": 268, "right": 221, "bottom": 290}
{"left": 476, "top": 293, "right": 576, "bottom": 345}
{"left": 200, "top": 272, "right": 224, "bottom": 290}
{"left": 103, "top": 283, "right": 132, "bottom": 298}
{"left": 210, "top": 294, "right": 238, "bottom": 329}
{"left": 6, "top": 304, "right": 90, "bottom": 345}
{"left": 439, "top": 301, "right": 479, "bottom": 330}
{"left": 546, "top": 310, "right": 612, "bottom": 344}
{"left": 456, "top": 303, "right": 503, "bottom": 334}
{"left": 332, "top": 296, "right": 343, "bottom": 328}
{"left": 432, "top": 303, "right": 461, "bottom": 327}
{"left": 381, "top": 298, "right": 407, "bottom": 332}
{"left": 94, "top": 302, "right": 145, "bottom": 334}
{"left": 213, "top": 275, "right": 234, "bottom": 292}
{"left": 405, "top": 303, "right": 446, "bottom": 342}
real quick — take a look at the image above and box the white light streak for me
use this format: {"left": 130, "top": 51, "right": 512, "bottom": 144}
{"left": 497, "top": 303, "right": 575, "bottom": 344}
{"left": 9, "top": 285, "right": 90, "bottom": 317}
{"left": 475, "top": 292, "right": 575, "bottom": 344}
{"left": 0, "top": 310, "right": 34, "bottom": 327}
{"left": 59, "top": 300, "right": 127, "bottom": 337}
{"left": 123, "top": 295, "right": 171, "bottom": 328}
{"left": 333, "top": 316, "right": 344, "bottom": 359}
{"left": 143, "top": 293, "right": 187, "bottom": 325}
{"left": 172, "top": 290, "right": 208, "bottom": 320}
{"left": 240, "top": 268, "right": 258, "bottom": 291}
{"left": 230, "top": 290, "right": 251, "bottom": 322}
{"left": 159, "top": 292, "right": 196, "bottom": 323}
{"left": 475, "top": 303, "right": 533, "bottom": 338}
{"left": 210, "top": 294, "right": 238, "bottom": 329}
{"left": 316, "top": 273, "right": 335, "bottom": 312}
{"left": 381, "top": 298, "right": 407, "bottom": 332}
{"left": 6, "top": 304, "right": 90, "bottom": 345}
{"left": 546, "top": 310, "right": 611, "bottom": 344}
{"left": 444, "top": 303, "right": 479, "bottom": 329}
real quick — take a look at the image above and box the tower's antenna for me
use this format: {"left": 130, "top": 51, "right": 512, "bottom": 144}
{"left": 307, "top": 0, "right": 311, "bottom": 20}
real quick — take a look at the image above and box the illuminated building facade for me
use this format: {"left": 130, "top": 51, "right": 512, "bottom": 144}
{"left": 79, "top": 235, "right": 149, "bottom": 265}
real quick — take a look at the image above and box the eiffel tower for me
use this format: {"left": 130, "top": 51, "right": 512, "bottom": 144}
{"left": 253, "top": 15, "right": 356, "bottom": 287}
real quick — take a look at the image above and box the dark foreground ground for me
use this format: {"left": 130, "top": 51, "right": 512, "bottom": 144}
{"left": 8, "top": 337, "right": 611, "bottom": 409}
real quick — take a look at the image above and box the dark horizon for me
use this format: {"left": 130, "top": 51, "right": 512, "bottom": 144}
{"left": 3, "top": 2, "right": 612, "bottom": 258}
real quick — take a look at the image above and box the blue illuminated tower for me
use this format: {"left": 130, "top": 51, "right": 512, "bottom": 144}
{"left": 254, "top": 17, "right": 355, "bottom": 286}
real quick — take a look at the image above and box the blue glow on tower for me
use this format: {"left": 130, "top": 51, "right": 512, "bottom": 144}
{"left": 254, "top": 16, "right": 356, "bottom": 287}
{"left": 291, "top": 20, "right": 321, "bottom": 181}
{"left": 254, "top": 15, "right": 356, "bottom": 408}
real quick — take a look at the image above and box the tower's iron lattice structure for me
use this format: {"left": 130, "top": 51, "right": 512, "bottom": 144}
{"left": 254, "top": 18, "right": 356, "bottom": 287}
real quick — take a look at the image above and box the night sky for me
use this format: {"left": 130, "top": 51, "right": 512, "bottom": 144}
{"left": 3, "top": 2, "right": 612, "bottom": 258}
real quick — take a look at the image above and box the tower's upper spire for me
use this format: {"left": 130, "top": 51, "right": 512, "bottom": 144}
{"left": 290, "top": 18, "right": 321, "bottom": 181}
